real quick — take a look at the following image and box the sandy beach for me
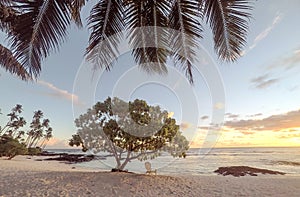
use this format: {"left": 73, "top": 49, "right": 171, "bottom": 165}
{"left": 1, "top": 156, "right": 300, "bottom": 197}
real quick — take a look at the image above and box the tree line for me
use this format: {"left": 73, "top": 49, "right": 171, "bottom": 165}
{"left": 0, "top": 104, "right": 53, "bottom": 159}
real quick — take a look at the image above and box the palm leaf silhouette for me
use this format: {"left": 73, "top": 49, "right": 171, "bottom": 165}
{"left": 86, "top": 0, "right": 124, "bottom": 71}
{"left": 169, "top": 0, "right": 203, "bottom": 83}
{"left": 0, "top": 0, "right": 253, "bottom": 82}
{"left": 203, "top": 0, "right": 252, "bottom": 61}
{"left": 125, "top": 0, "right": 170, "bottom": 74}
{"left": 0, "top": 44, "right": 31, "bottom": 80}
{"left": 7, "top": 0, "right": 71, "bottom": 77}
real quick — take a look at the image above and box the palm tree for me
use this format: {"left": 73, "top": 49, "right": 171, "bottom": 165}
{"left": 0, "top": 104, "right": 25, "bottom": 135}
{"left": 0, "top": 0, "right": 253, "bottom": 83}
{"left": 39, "top": 127, "right": 53, "bottom": 149}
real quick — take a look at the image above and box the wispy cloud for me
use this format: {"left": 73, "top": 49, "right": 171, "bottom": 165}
{"left": 225, "top": 113, "right": 239, "bottom": 119}
{"left": 250, "top": 13, "right": 283, "bottom": 50}
{"left": 225, "top": 109, "right": 300, "bottom": 132}
{"left": 180, "top": 121, "right": 193, "bottom": 131}
{"left": 242, "top": 13, "right": 283, "bottom": 56}
{"left": 240, "top": 131, "right": 255, "bottom": 135}
{"left": 250, "top": 74, "right": 280, "bottom": 89}
{"left": 201, "top": 115, "right": 209, "bottom": 120}
{"left": 38, "top": 80, "right": 83, "bottom": 106}
{"left": 247, "top": 113, "right": 263, "bottom": 118}
{"left": 268, "top": 49, "right": 300, "bottom": 70}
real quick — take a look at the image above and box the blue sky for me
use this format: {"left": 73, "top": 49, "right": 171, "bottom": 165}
{"left": 1, "top": 0, "right": 300, "bottom": 148}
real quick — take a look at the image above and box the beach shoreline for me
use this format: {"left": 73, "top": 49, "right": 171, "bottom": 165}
{"left": 1, "top": 155, "right": 300, "bottom": 196}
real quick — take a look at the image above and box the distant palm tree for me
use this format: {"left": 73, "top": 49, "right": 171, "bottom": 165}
{"left": 0, "top": 104, "right": 25, "bottom": 135}
{"left": 39, "top": 127, "right": 53, "bottom": 149}
{"left": 0, "top": 0, "right": 253, "bottom": 83}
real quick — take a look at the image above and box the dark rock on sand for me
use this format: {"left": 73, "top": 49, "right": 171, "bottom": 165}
{"left": 214, "top": 166, "right": 286, "bottom": 177}
{"left": 43, "top": 153, "right": 95, "bottom": 163}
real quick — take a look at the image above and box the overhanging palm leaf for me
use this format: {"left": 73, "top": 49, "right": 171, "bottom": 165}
{"left": 203, "top": 0, "right": 252, "bottom": 61}
{"left": 0, "top": 1, "right": 18, "bottom": 32}
{"left": 0, "top": 0, "right": 253, "bottom": 83}
{"left": 169, "top": 0, "right": 203, "bottom": 83}
{"left": 125, "top": 0, "right": 170, "bottom": 74}
{"left": 86, "top": 0, "right": 124, "bottom": 71}
{"left": 8, "top": 0, "right": 71, "bottom": 77}
{"left": 0, "top": 44, "right": 31, "bottom": 80}
{"left": 68, "top": 0, "right": 88, "bottom": 27}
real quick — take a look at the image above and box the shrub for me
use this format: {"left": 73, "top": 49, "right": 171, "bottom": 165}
{"left": 0, "top": 135, "right": 27, "bottom": 159}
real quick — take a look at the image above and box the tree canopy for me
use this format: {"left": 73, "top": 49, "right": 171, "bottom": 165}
{"left": 70, "top": 97, "right": 189, "bottom": 170}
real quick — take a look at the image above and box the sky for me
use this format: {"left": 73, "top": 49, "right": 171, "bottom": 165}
{"left": 0, "top": 0, "right": 300, "bottom": 148}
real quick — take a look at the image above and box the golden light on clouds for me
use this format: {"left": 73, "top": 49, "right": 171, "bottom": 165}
{"left": 211, "top": 127, "right": 300, "bottom": 148}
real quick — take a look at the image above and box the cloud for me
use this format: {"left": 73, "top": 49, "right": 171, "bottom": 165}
{"left": 268, "top": 49, "right": 300, "bottom": 70}
{"left": 288, "top": 85, "right": 299, "bottom": 92}
{"left": 241, "top": 13, "right": 283, "bottom": 56}
{"left": 46, "top": 138, "right": 70, "bottom": 149}
{"left": 247, "top": 113, "right": 263, "bottom": 118}
{"left": 279, "top": 133, "right": 300, "bottom": 139}
{"left": 189, "top": 132, "right": 206, "bottom": 147}
{"left": 180, "top": 122, "right": 193, "bottom": 131}
{"left": 240, "top": 131, "right": 255, "bottom": 135}
{"left": 214, "top": 102, "right": 224, "bottom": 110}
{"left": 250, "top": 74, "right": 280, "bottom": 89}
{"left": 197, "top": 126, "right": 211, "bottom": 130}
{"left": 287, "top": 129, "right": 299, "bottom": 132}
{"left": 38, "top": 80, "right": 83, "bottom": 106}
{"left": 249, "top": 13, "right": 283, "bottom": 50}
{"left": 225, "top": 109, "right": 300, "bottom": 132}
{"left": 197, "top": 124, "right": 225, "bottom": 132}
{"left": 225, "top": 113, "right": 239, "bottom": 119}
{"left": 201, "top": 115, "right": 209, "bottom": 120}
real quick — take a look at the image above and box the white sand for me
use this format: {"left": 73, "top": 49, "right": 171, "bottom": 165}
{"left": 1, "top": 156, "right": 300, "bottom": 197}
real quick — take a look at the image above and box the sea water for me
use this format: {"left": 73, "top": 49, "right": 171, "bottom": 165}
{"left": 46, "top": 147, "right": 300, "bottom": 176}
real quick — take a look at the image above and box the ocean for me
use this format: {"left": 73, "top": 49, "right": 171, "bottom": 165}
{"left": 46, "top": 147, "right": 300, "bottom": 176}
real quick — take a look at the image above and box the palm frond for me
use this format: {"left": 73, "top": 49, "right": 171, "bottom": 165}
{"left": 68, "top": 0, "right": 87, "bottom": 27}
{"left": 169, "top": 0, "right": 203, "bottom": 83}
{"left": 0, "top": 44, "right": 31, "bottom": 80}
{"left": 125, "top": 0, "right": 171, "bottom": 74}
{"left": 0, "top": 0, "right": 18, "bottom": 32}
{"left": 86, "top": 0, "right": 124, "bottom": 71}
{"left": 8, "top": 0, "right": 71, "bottom": 77}
{"left": 203, "top": 0, "right": 252, "bottom": 61}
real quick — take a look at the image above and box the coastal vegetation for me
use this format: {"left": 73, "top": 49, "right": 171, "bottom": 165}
{"left": 0, "top": 105, "right": 53, "bottom": 159}
{"left": 70, "top": 97, "right": 189, "bottom": 170}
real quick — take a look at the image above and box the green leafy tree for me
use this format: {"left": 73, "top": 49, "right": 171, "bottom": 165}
{"left": 0, "top": 105, "right": 27, "bottom": 159}
{"left": 1, "top": 0, "right": 253, "bottom": 82}
{"left": 0, "top": 134, "right": 27, "bottom": 159}
{"left": 70, "top": 97, "right": 189, "bottom": 170}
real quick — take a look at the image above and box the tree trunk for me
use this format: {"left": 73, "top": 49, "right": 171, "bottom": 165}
{"left": 119, "top": 157, "right": 130, "bottom": 170}
{"left": 8, "top": 154, "right": 16, "bottom": 160}
{"left": 118, "top": 150, "right": 132, "bottom": 170}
